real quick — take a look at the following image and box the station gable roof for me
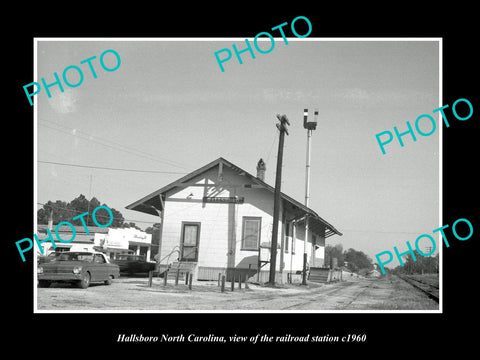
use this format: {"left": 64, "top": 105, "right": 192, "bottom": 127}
{"left": 126, "top": 157, "right": 342, "bottom": 238}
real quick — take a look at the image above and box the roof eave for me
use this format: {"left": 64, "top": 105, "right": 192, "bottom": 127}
{"left": 125, "top": 157, "right": 342, "bottom": 237}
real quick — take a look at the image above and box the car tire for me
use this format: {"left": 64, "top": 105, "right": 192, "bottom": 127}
{"left": 38, "top": 280, "right": 51, "bottom": 288}
{"left": 105, "top": 275, "right": 113, "bottom": 285}
{"left": 78, "top": 272, "right": 91, "bottom": 289}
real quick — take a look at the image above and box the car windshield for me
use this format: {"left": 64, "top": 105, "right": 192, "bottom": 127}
{"left": 117, "top": 255, "right": 143, "bottom": 261}
{"left": 53, "top": 253, "right": 94, "bottom": 262}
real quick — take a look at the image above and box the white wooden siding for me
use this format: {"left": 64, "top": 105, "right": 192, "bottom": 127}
{"left": 159, "top": 164, "right": 324, "bottom": 275}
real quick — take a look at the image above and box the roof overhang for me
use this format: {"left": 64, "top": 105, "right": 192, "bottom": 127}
{"left": 126, "top": 193, "right": 164, "bottom": 216}
{"left": 125, "top": 157, "right": 342, "bottom": 237}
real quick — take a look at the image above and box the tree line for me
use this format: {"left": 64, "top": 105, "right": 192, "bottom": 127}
{"left": 391, "top": 251, "right": 439, "bottom": 274}
{"left": 324, "top": 243, "right": 374, "bottom": 273}
{"left": 325, "top": 243, "right": 438, "bottom": 275}
{"left": 37, "top": 194, "right": 160, "bottom": 235}
{"left": 38, "top": 194, "right": 126, "bottom": 227}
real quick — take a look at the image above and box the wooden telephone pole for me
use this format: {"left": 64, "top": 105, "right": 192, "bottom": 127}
{"left": 268, "top": 114, "right": 290, "bottom": 285}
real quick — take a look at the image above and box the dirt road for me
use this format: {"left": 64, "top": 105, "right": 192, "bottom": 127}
{"left": 36, "top": 275, "right": 438, "bottom": 311}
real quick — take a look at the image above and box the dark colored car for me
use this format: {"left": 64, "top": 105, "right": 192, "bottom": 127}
{"left": 37, "top": 252, "right": 120, "bottom": 289}
{"left": 113, "top": 254, "right": 156, "bottom": 275}
{"left": 38, "top": 252, "right": 62, "bottom": 264}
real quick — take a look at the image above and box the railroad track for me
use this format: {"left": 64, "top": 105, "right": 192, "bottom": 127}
{"left": 397, "top": 274, "right": 439, "bottom": 303}
{"left": 409, "top": 276, "right": 439, "bottom": 289}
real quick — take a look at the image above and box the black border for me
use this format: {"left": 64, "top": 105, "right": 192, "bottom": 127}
{"left": 7, "top": 4, "right": 478, "bottom": 353}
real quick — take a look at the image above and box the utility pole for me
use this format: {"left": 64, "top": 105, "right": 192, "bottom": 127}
{"left": 48, "top": 208, "right": 53, "bottom": 231}
{"left": 46, "top": 208, "right": 54, "bottom": 255}
{"left": 86, "top": 174, "right": 93, "bottom": 226}
{"left": 269, "top": 113, "right": 290, "bottom": 285}
{"left": 425, "top": 246, "right": 433, "bottom": 273}
{"left": 302, "top": 109, "right": 318, "bottom": 285}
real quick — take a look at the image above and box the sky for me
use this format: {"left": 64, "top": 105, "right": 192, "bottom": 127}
{"left": 35, "top": 38, "right": 440, "bottom": 269}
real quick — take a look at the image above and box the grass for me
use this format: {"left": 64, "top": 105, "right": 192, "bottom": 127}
{"left": 408, "top": 273, "right": 439, "bottom": 288}
{"left": 365, "top": 275, "right": 439, "bottom": 310}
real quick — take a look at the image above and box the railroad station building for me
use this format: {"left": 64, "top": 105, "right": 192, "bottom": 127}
{"left": 126, "top": 157, "right": 342, "bottom": 283}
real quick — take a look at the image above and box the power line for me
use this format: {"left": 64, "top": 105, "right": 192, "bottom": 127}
{"left": 38, "top": 160, "right": 188, "bottom": 174}
{"left": 265, "top": 127, "right": 279, "bottom": 165}
{"left": 38, "top": 119, "right": 190, "bottom": 170}
{"left": 41, "top": 118, "right": 185, "bottom": 167}
{"left": 340, "top": 229, "right": 432, "bottom": 235}
{"left": 40, "top": 122, "right": 164, "bottom": 166}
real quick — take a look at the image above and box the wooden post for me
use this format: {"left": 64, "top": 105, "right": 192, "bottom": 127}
{"left": 238, "top": 273, "right": 242, "bottom": 289}
{"left": 270, "top": 114, "right": 289, "bottom": 285}
{"left": 221, "top": 275, "right": 226, "bottom": 292}
{"left": 148, "top": 270, "right": 153, "bottom": 287}
{"left": 231, "top": 271, "right": 235, "bottom": 292}
{"left": 188, "top": 273, "right": 193, "bottom": 290}
{"left": 218, "top": 273, "right": 221, "bottom": 287}
{"left": 302, "top": 252, "right": 308, "bottom": 285}
{"left": 185, "top": 271, "right": 190, "bottom": 285}
{"left": 163, "top": 270, "right": 168, "bottom": 286}
{"left": 175, "top": 268, "right": 180, "bottom": 286}
{"left": 257, "top": 256, "right": 261, "bottom": 283}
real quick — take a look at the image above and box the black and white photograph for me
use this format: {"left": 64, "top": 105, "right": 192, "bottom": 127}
{"left": 7, "top": 5, "right": 478, "bottom": 353}
{"left": 33, "top": 38, "right": 441, "bottom": 312}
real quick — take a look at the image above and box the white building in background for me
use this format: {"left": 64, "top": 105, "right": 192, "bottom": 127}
{"left": 36, "top": 224, "right": 153, "bottom": 261}
{"left": 36, "top": 224, "right": 108, "bottom": 255}
{"left": 94, "top": 227, "right": 153, "bottom": 260}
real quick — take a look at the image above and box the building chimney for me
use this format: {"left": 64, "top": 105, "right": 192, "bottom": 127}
{"left": 256, "top": 158, "right": 266, "bottom": 181}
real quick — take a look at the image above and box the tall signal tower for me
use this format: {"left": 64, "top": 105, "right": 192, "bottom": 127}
{"left": 302, "top": 108, "right": 318, "bottom": 285}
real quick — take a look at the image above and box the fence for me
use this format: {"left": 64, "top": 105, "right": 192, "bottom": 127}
{"left": 147, "top": 269, "right": 249, "bottom": 293}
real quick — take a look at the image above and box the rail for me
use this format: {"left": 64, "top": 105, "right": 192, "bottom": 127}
{"left": 157, "top": 246, "right": 180, "bottom": 265}
{"left": 154, "top": 247, "right": 198, "bottom": 276}
{"left": 157, "top": 246, "right": 198, "bottom": 264}
{"left": 397, "top": 274, "right": 439, "bottom": 303}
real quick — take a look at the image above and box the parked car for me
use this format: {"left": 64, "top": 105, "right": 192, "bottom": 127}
{"left": 112, "top": 254, "right": 156, "bottom": 275}
{"left": 38, "top": 252, "right": 62, "bottom": 264}
{"left": 37, "top": 251, "right": 120, "bottom": 289}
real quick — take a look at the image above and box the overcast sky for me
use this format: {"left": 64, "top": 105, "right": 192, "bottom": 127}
{"left": 35, "top": 39, "right": 440, "bottom": 269}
